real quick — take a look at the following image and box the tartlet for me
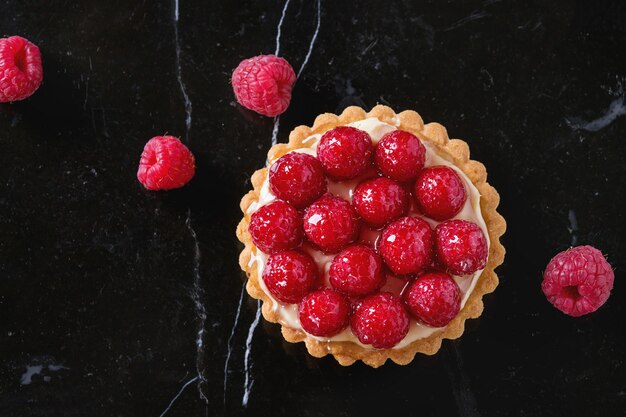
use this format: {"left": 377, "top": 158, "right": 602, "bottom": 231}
{"left": 237, "top": 105, "right": 506, "bottom": 367}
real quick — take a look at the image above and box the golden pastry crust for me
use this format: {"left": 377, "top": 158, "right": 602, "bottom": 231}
{"left": 236, "top": 105, "right": 506, "bottom": 368}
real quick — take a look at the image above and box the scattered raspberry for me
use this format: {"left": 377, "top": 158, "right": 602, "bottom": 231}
{"left": 329, "top": 244, "right": 385, "bottom": 296}
{"left": 352, "top": 177, "right": 408, "bottom": 228}
{"left": 137, "top": 136, "right": 195, "bottom": 190}
{"left": 374, "top": 130, "right": 426, "bottom": 182}
{"left": 249, "top": 200, "right": 303, "bottom": 254}
{"left": 298, "top": 289, "right": 351, "bottom": 337}
{"left": 269, "top": 152, "right": 327, "bottom": 208}
{"left": 402, "top": 271, "right": 461, "bottom": 327}
{"left": 317, "top": 126, "right": 373, "bottom": 179}
{"left": 541, "top": 245, "right": 614, "bottom": 317}
{"left": 0, "top": 36, "right": 43, "bottom": 102}
{"left": 303, "top": 194, "right": 359, "bottom": 253}
{"left": 262, "top": 250, "right": 318, "bottom": 304}
{"left": 231, "top": 54, "right": 296, "bottom": 117}
{"left": 414, "top": 166, "right": 467, "bottom": 221}
{"left": 350, "top": 292, "right": 410, "bottom": 349}
{"left": 378, "top": 216, "right": 434, "bottom": 275}
{"left": 435, "top": 220, "right": 488, "bottom": 275}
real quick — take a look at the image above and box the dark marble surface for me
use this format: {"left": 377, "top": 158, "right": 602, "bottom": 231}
{"left": 1, "top": 0, "right": 626, "bottom": 416}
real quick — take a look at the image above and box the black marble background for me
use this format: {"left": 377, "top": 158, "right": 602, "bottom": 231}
{"left": 1, "top": 1, "right": 626, "bottom": 416}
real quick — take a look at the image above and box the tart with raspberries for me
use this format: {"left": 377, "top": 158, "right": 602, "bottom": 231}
{"left": 237, "top": 105, "right": 506, "bottom": 367}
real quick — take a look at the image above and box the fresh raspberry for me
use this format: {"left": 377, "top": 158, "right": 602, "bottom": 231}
{"left": 269, "top": 152, "right": 327, "bottom": 208}
{"left": 350, "top": 292, "right": 410, "bottom": 349}
{"left": 231, "top": 54, "right": 296, "bottom": 117}
{"left": 435, "top": 220, "right": 488, "bottom": 275}
{"left": 0, "top": 36, "right": 43, "bottom": 102}
{"left": 374, "top": 130, "right": 426, "bottom": 182}
{"left": 137, "top": 136, "right": 195, "bottom": 190}
{"left": 262, "top": 250, "right": 318, "bottom": 304}
{"left": 402, "top": 271, "right": 461, "bottom": 327}
{"left": 298, "top": 289, "right": 351, "bottom": 337}
{"left": 378, "top": 216, "right": 434, "bottom": 275}
{"left": 317, "top": 126, "right": 373, "bottom": 179}
{"left": 414, "top": 166, "right": 467, "bottom": 221}
{"left": 541, "top": 246, "right": 614, "bottom": 317}
{"left": 249, "top": 201, "right": 303, "bottom": 254}
{"left": 352, "top": 177, "right": 408, "bottom": 228}
{"left": 303, "top": 194, "right": 359, "bottom": 253}
{"left": 329, "top": 244, "right": 385, "bottom": 296}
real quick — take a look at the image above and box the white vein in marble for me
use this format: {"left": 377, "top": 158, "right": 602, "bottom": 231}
{"left": 242, "top": 300, "right": 262, "bottom": 407}
{"left": 173, "top": 0, "right": 192, "bottom": 143}
{"left": 159, "top": 376, "right": 199, "bottom": 417}
{"left": 567, "top": 96, "right": 626, "bottom": 132}
{"left": 223, "top": 282, "right": 246, "bottom": 405}
{"left": 296, "top": 0, "right": 322, "bottom": 79}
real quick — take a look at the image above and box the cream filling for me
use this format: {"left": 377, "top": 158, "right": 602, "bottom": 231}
{"left": 247, "top": 118, "right": 490, "bottom": 349}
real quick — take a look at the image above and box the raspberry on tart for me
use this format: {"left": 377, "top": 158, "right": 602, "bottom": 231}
{"left": 378, "top": 216, "right": 434, "bottom": 275}
{"left": 249, "top": 200, "right": 303, "bottom": 254}
{"left": 352, "top": 177, "right": 408, "bottom": 228}
{"left": 350, "top": 292, "right": 410, "bottom": 349}
{"left": 298, "top": 289, "right": 351, "bottom": 337}
{"left": 435, "top": 219, "right": 488, "bottom": 275}
{"left": 542, "top": 245, "right": 614, "bottom": 317}
{"left": 303, "top": 194, "right": 360, "bottom": 253}
{"left": 402, "top": 271, "right": 461, "bottom": 327}
{"left": 414, "top": 166, "right": 467, "bottom": 221}
{"left": 262, "top": 250, "right": 318, "bottom": 304}
{"left": 317, "top": 126, "right": 373, "bottom": 179}
{"left": 329, "top": 244, "right": 385, "bottom": 296}
{"left": 269, "top": 152, "right": 327, "bottom": 208}
{"left": 375, "top": 130, "right": 426, "bottom": 181}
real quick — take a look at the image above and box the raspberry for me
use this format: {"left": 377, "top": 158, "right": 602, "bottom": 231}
{"left": 541, "top": 246, "right": 614, "bottom": 317}
{"left": 350, "top": 292, "right": 410, "bottom": 349}
{"left": 249, "top": 200, "right": 303, "bottom": 254}
{"left": 402, "top": 271, "right": 461, "bottom": 327}
{"left": 137, "top": 136, "right": 195, "bottom": 190}
{"left": 374, "top": 130, "right": 426, "bottom": 182}
{"left": 0, "top": 36, "right": 43, "bottom": 102}
{"left": 304, "top": 194, "right": 359, "bottom": 253}
{"left": 329, "top": 244, "right": 385, "bottom": 296}
{"left": 262, "top": 250, "right": 318, "bottom": 304}
{"left": 378, "top": 216, "right": 434, "bottom": 275}
{"left": 352, "top": 177, "right": 408, "bottom": 228}
{"left": 414, "top": 166, "right": 467, "bottom": 221}
{"left": 317, "top": 126, "right": 373, "bottom": 179}
{"left": 269, "top": 152, "right": 327, "bottom": 209}
{"left": 231, "top": 54, "right": 296, "bottom": 117}
{"left": 435, "top": 220, "right": 488, "bottom": 275}
{"left": 298, "top": 289, "right": 351, "bottom": 337}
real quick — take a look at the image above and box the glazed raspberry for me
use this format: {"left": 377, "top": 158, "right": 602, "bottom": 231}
{"left": 269, "top": 152, "right": 327, "bottom": 208}
{"left": 414, "top": 166, "right": 467, "bottom": 221}
{"left": 317, "top": 126, "right": 373, "bottom": 179}
{"left": 352, "top": 177, "right": 408, "bottom": 228}
{"left": 350, "top": 292, "right": 410, "bottom": 349}
{"left": 374, "top": 130, "right": 426, "bottom": 181}
{"left": 329, "top": 244, "right": 385, "bottom": 296}
{"left": 263, "top": 250, "right": 318, "bottom": 304}
{"left": 378, "top": 217, "right": 434, "bottom": 275}
{"left": 298, "top": 289, "right": 351, "bottom": 337}
{"left": 249, "top": 200, "right": 303, "bottom": 254}
{"left": 231, "top": 54, "right": 296, "bottom": 117}
{"left": 402, "top": 272, "right": 461, "bottom": 327}
{"left": 304, "top": 194, "right": 359, "bottom": 253}
{"left": 137, "top": 136, "right": 195, "bottom": 190}
{"left": 0, "top": 36, "right": 43, "bottom": 102}
{"left": 435, "top": 220, "right": 488, "bottom": 275}
{"left": 541, "top": 246, "right": 614, "bottom": 317}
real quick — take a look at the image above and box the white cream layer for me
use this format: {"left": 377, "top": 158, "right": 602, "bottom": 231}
{"left": 247, "top": 118, "right": 490, "bottom": 350}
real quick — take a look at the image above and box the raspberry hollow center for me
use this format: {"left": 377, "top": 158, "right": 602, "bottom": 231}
{"left": 14, "top": 45, "right": 27, "bottom": 73}
{"left": 561, "top": 285, "right": 580, "bottom": 300}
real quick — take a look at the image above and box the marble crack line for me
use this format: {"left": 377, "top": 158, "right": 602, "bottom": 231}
{"left": 296, "top": 0, "right": 322, "bottom": 80}
{"left": 566, "top": 95, "right": 626, "bottom": 132}
{"left": 159, "top": 376, "right": 199, "bottom": 417}
{"left": 222, "top": 282, "right": 246, "bottom": 405}
{"left": 274, "top": 0, "right": 291, "bottom": 56}
{"left": 242, "top": 300, "right": 262, "bottom": 408}
{"left": 568, "top": 209, "right": 579, "bottom": 246}
{"left": 173, "top": 0, "right": 192, "bottom": 143}
{"left": 185, "top": 210, "right": 209, "bottom": 403}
